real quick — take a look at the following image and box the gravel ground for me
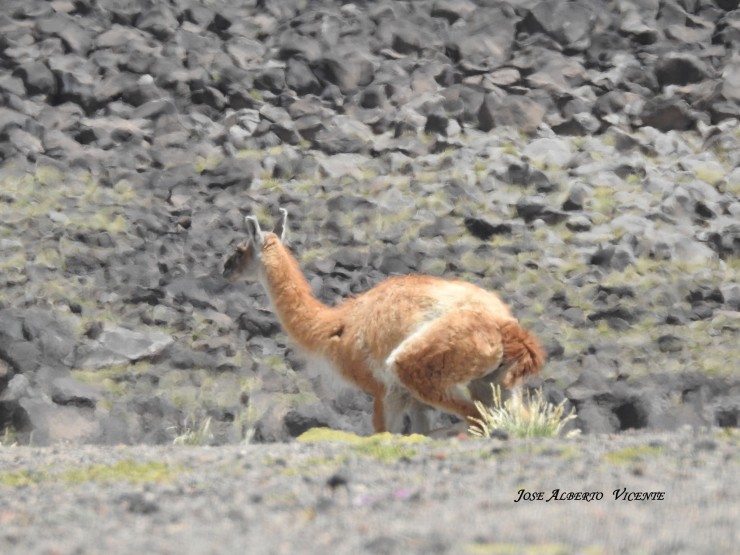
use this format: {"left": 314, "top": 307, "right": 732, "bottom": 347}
{"left": 1, "top": 1, "right": 739, "bottom": 551}
{"left": 2, "top": 428, "right": 738, "bottom": 555}
{"left": 1, "top": 0, "right": 739, "bottom": 446}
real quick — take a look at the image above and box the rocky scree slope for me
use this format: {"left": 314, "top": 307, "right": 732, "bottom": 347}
{"left": 0, "top": 0, "right": 738, "bottom": 444}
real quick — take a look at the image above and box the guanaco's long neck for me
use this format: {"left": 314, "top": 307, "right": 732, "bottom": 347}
{"left": 259, "top": 237, "right": 338, "bottom": 353}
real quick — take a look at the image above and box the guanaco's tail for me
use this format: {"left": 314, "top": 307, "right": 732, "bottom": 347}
{"left": 498, "top": 320, "right": 546, "bottom": 388}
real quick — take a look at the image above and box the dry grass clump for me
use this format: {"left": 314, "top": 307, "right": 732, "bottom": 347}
{"left": 469, "top": 385, "right": 580, "bottom": 439}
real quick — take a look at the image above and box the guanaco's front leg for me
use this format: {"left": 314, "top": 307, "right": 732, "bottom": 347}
{"left": 372, "top": 391, "right": 386, "bottom": 433}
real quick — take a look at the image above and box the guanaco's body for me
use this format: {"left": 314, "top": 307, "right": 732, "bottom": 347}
{"left": 223, "top": 209, "right": 545, "bottom": 434}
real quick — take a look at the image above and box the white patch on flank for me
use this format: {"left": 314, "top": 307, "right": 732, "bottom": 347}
{"left": 380, "top": 318, "right": 437, "bottom": 388}
{"left": 378, "top": 318, "right": 445, "bottom": 433}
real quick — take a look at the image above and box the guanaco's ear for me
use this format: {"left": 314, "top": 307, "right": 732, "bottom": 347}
{"left": 273, "top": 208, "right": 288, "bottom": 241}
{"left": 244, "top": 215, "right": 264, "bottom": 247}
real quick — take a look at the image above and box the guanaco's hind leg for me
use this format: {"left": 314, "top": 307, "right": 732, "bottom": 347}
{"left": 383, "top": 386, "right": 432, "bottom": 434}
{"left": 383, "top": 385, "right": 408, "bottom": 433}
{"left": 406, "top": 399, "right": 431, "bottom": 434}
{"left": 389, "top": 311, "right": 505, "bottom": 425}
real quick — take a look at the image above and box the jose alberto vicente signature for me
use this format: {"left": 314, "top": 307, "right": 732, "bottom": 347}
{"left": 514, "top": 488, "right": 666, "bottom": 502}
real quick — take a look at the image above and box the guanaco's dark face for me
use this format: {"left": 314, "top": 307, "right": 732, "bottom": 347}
{"left": 222, "top": 208, "right": 288, "bottom": 283}
{"left": 222, "top": 241, "right": 258, "bottom": 283}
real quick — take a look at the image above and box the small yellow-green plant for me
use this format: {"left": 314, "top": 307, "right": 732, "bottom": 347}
{"left": 172, "top": 416, "right": 214, "bottom": 446}
{"left": 0, "top": 426, "right": 17, "bottom": 447}
{"left": 0, "top": 460, "right": 178, "bottom": 487}
{"left": 62, "top": 460, "right": 176, "bottom": 484}
{"left": 603, "top": 445, "right": 664, "bottom": 465}
{"left": 298, "top": 427, "right": 428, "bottom": 462}
{"left": 469, "top": 385, "right": 580, "bottom": 439}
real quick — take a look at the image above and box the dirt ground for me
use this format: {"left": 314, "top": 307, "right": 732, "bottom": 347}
{"left": 1, "top": 427, "right": 737, "bottom": 555}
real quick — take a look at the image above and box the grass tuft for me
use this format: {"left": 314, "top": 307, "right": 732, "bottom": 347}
{"left": 469, "top": 385, "right": 580, "bottom": 439}
{"left": 172, "top": 416, "right": 215, "bottom": 446}
{"left": 0, "top": 426, "right": 17, "bottom": 447}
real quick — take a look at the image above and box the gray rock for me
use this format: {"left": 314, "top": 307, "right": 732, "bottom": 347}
{"left": 13, "top": 61, "right": 57, "bottom": 96}
{"left": 283, "top": 403, "right": 340, "bottom": 438}
{"left": 441, "top": 85, "right": 485, "bottom": 125}
{"left": 165, "top": 275, "right": 230, "bottom": 311}
{"left": 251, "top": 400, "right": 291, "bottom": 443}
{"left": 80, "top": 325, "right": 173, "bottom": 369}
{"left": 278, "top": 34, "right": 323, "bottom": 63}
{"left": 646, "top": 231, "right": 718, "bottom": 265}
{"left": 499, "top": 161, "right": 552, "bottom": 191}
{"left": 0, "top": 336, "right": 41, "bottom": 374}
{"left": 285, "top": 58, "right": 322, "bottom": 96}
{"left": 719, "top": 283, "right": 740, "bottom": 311}
{"left": 375, "top": 247, "right": 418, "bottom": 275}
{"left": 655, "top": 54, "right": 709, "bottom": 88}
{"left": 706, "top": 218, "right": 740, "bottom": 257}
{"left": 237, "top": 309, "right": 280, "bottom": 339}
{"left": 0, "top": 106, "right": 28, "bottom": 135}
{"left": 565, "top": 214, "right": 592, "bottom": 232}
{"left": 464, "top": 217, "right": 511, "bottom": 241}
{"left": 51, "top": 376, "right": 99, "bottom": 408}
{"left": 50, "top": 56, "right": 97, "bottom": 113}
{"left": 36, "top": 13, "right": 92, "bottom": 55}
{"left": 515, "top": 196, "right": 568, "bottom": 225}
{"left": 312, "top": 53, "right": 374, "bottom": 94}
{"left": 225, "top": 108, "right": 261, "bottom": 142}
{"left": 657, "top": 335, "right": 683, "bottom": 354}
{"left": 552, "top": 112, "right": 601, "bottom": 136}
{"left": 318, "top": 153, "right": 371, "bottom": 179}
{"left": 386, "top": 20, "right": 439, "bottom": 55}
{"left": 192, "top": 86, "right": 227, "bottom": 110}
{"left": 359, "top": 85, "right": 387, "bottom": 109}
{"left": 445, "top": 8, "right": 515, "bottom": 71}
{"left": 125, "top": 395, "right": 180, "bottom": 445}
{"left": 523, "top": 0, "right": 595, "bottom": 50}
{"left": 478, "top": 94, "right": 545, "bottom": 134}
{"left": 19, "top": 397, "right": 100, "bottom": 445}
{"left": 618, "top": 8, "right": 659, "bottom": 43}
{"left": 22, "top": 307, "right": 78, "bottom": 367}
{"left": 640, "top": 97, "right": 697, "bottom": 131}
{"left": 716, "top": 0, "right": 740, "bottom": 10}
{"left": 424, "top": 113, "right": 450, "bottom": 135}
{"left": 43, "top": 128, "right": 85, "bottom": 159}
{"left": 137, "top": 6, "right": 179, "bottom": 41}
{"left": 202, "top": 157, "right": 259, "bottom": 189}
{"left": 663, "top": 13, "right": 714, "bottom": 44}
{"left": 522, "top": 137, "right": 572, "bottom": 167}
{"left": 7, "top": 128, "right": 44, "bottom": 158}
{"left": 562, "top": 183, "right": 591, "bottom": 211}
{"left": 720, "top": 57, "right": 740, "bottom": 103}
{"left": 253, "top": 67, "right": 285, "bottom": 93}
{"left": 294, "top": 115, "right": 326, "bottom": 142}
{"left": 0, "top": 374, "right": 30, "bottom": 402}
{"left": 431, "top": 0, "right": 477, "bottom": 24}
{"left": 312, "top": 116, "right": 372, "bottom": 154}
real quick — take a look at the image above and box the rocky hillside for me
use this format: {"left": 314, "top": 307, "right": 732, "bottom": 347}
{"left": 0, "top": 0, "right": 738, "bottom": 445}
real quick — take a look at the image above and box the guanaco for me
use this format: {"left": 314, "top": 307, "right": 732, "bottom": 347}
{"left": 223, "top": 208, "right": 545, "bottom": 434}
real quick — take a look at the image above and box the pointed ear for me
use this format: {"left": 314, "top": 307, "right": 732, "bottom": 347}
{"left": 273, "top": 208, "right": 288, "bottom": 242}
{"left": 244, "top": 216, "right": 264, "bottom": 247}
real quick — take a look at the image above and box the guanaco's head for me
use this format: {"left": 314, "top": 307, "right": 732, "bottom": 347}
{"left": 223, "top": 208, "right": 287, "bottom": 283}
